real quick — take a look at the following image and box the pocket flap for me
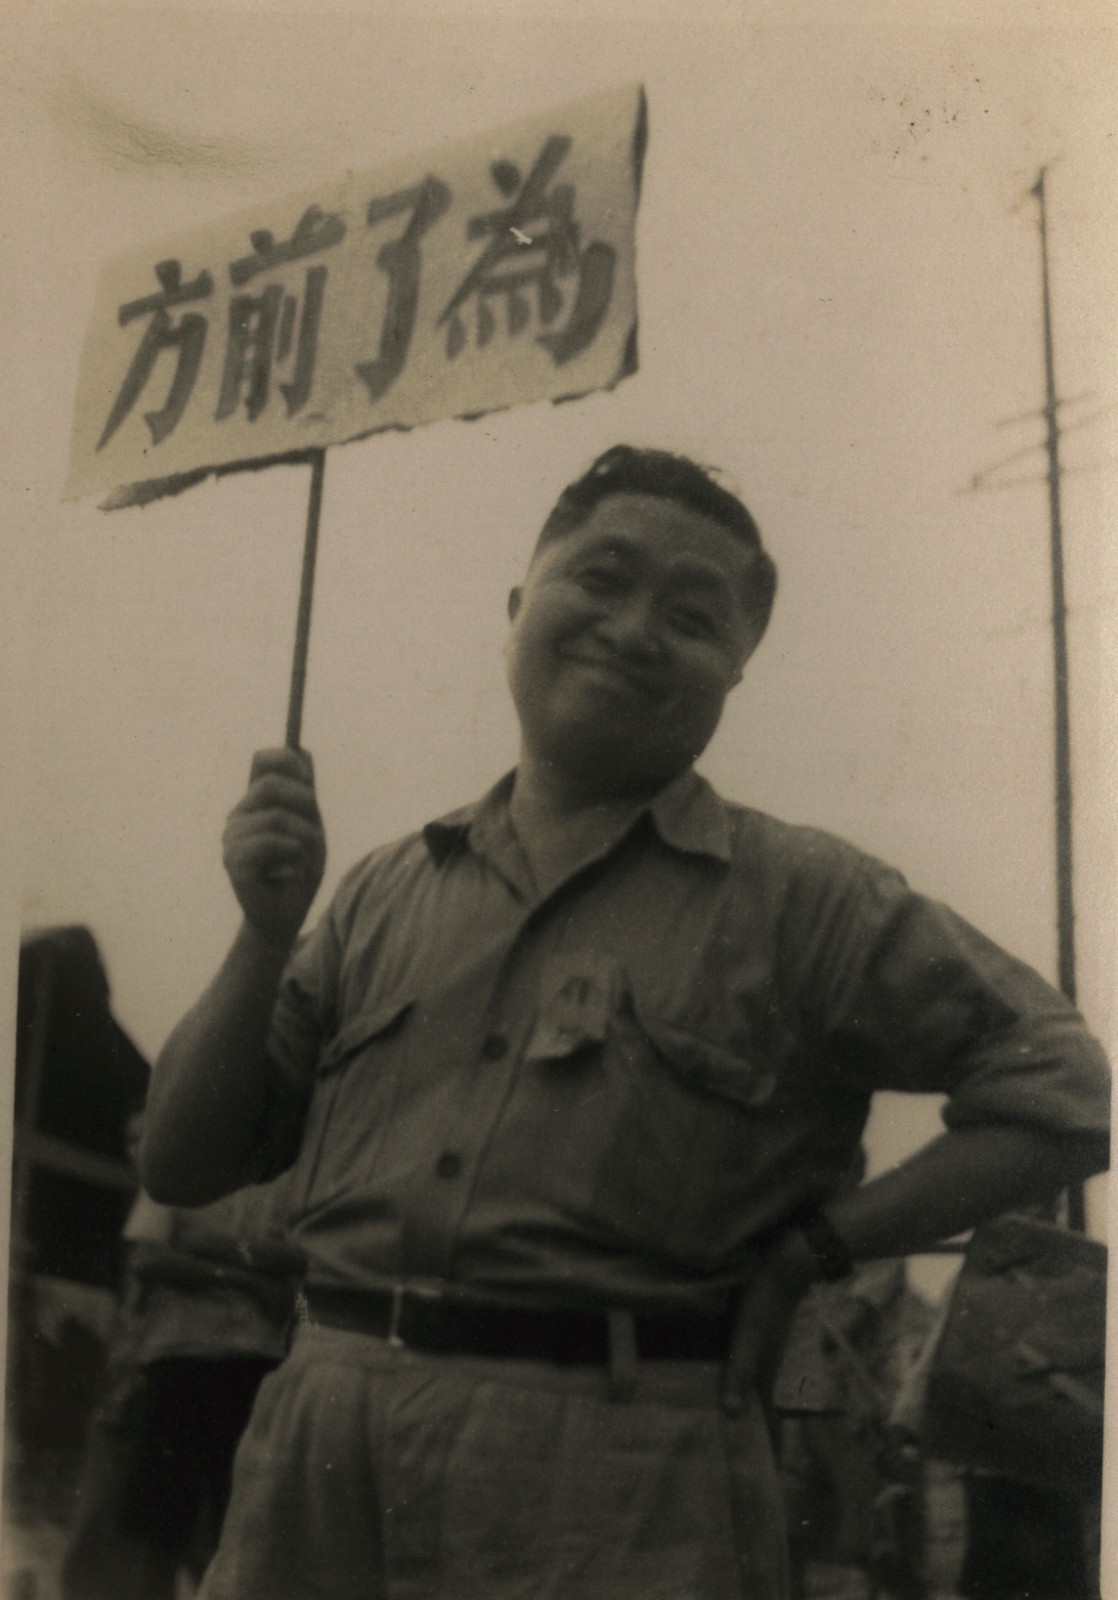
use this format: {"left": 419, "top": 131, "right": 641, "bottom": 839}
{"left": 525, "top": 955, "right": 624, "bottom": 1063}
{"left": 316, "top": 996, "right": 415, "bottom": 1078}
{"left": 634, "top": 1007, "right": 776, "bottom": 1108}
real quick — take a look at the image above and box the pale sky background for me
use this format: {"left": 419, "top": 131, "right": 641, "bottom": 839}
{"left": 2, "top": 0, "right": 1116, "bottom": 1535}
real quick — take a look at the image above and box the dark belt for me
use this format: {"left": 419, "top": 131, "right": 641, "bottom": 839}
{"left": 303, "top": 1282, "right": 733, "bottom": 1365}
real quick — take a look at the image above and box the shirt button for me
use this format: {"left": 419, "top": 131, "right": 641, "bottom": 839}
{"left": 480, "top": 1033, "right": 509, "bottom": 1060}
{"left": 436, "top": 1151, "right": 463, "bottom": 1180}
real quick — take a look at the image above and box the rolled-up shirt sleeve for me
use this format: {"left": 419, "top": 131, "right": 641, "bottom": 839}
{"left": 792, "top": 848, "right": 1110, "bottom": 1168}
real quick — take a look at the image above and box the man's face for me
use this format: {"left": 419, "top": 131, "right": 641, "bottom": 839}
{"left": 506, "top": 492, "right": 760, "bottom": 797}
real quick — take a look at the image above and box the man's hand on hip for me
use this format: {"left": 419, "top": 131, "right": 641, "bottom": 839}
{"left": 721, "top": 1227, "right": 820, "bottom": 1417}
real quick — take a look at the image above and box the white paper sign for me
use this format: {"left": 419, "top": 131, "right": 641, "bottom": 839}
{"left": 67, "top": 84, "right": 645, "bottom": 507}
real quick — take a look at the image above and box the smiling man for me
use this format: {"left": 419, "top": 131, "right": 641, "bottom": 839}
{"left": 142, "top": 445, "right": 1109, "bottom": 1600}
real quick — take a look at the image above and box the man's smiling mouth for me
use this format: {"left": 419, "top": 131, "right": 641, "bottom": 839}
{"left": 561, "top": 652, "right": 665, "bottom": 700}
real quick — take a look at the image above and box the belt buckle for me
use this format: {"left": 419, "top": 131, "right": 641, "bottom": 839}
{"left": 387, "top": 1283, "right": 406, "bottom": 1348}
{"left": 387, "top": 1281, "right": 442, "bottom": 1349}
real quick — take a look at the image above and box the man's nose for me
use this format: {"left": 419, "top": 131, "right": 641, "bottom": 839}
{"left": 596, "top": 595, "right": 663, "bottom": 658}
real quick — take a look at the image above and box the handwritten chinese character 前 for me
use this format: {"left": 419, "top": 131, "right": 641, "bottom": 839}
{"left": 216, "top": 205, "right": 346, "bottom": 424}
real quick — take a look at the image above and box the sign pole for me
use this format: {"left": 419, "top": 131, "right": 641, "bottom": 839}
{"left": 285, "top": 446, "right": 327, "bottom": 748}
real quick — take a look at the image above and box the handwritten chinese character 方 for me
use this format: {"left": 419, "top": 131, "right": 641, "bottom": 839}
{"left": 97, "top": 260, "right": 213, "bottom": 451}
{"left": 439, "top": 137, "right": 616, "bottom": 367}
{"left": 215, "top": 205, "right": 346, "bottom": 424}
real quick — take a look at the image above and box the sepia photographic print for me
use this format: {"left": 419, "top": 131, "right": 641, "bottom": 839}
{"left": 2, "top": 3, "right": 1114, "bottom": 1597}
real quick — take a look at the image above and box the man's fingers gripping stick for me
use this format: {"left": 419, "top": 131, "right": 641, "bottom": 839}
{"left": 239, "top": 749, "right": 320, "bottom": 887}
{"left": 224, "top": 748, "right": 325, "bottom": 927}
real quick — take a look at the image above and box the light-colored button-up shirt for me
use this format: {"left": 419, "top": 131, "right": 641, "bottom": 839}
{"left": 257, "top": 770, "right": 1109, "bottom": 1313}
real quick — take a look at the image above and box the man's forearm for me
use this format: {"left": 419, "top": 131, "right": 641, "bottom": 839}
{"left": 824, "top": 1124, "right": 1100, "bottom": 1263}
{"left": 140, "top": 920, "right": 294, "bottom": 1206}
{"left": 719, "top": 1121, "right": 1096, "bottom": 1415}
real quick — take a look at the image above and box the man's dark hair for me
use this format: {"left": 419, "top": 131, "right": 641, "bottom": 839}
{"left": 535, "top": 444, "right": 777, "bottom": 646}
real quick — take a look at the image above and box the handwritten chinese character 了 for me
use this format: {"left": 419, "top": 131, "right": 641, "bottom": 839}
{"left": 354, "top": 176, "right": 451, "bottom": 406}
{"left": 216, "top": 206, "right": 346, "bottom": 424}
{"left": 439, "top": 137, "right": 617, "bottom": 367}
{"left": 97, "top": 259, "right": 213, "bottom": 450}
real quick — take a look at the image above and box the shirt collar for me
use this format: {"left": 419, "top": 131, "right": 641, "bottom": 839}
{"left": 422, "top": 772, "right": 517, "bottom": 866}
{"left": 646, "top": 767, "right": 733, "bottom": 862}
{"left": 422, "top": 767, "right": 732, "bottom": 867}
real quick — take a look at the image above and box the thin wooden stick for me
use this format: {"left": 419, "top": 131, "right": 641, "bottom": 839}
{"left": 285, "top": 447, "right": 327, "bottom": 747}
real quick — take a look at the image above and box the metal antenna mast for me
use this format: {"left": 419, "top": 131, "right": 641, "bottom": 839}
{"left": 964, "top": 164, "right": 1096, "bottom": 1231}
{"left": 1031, "top": 166, "right": 1086, "bottom": 1232}
{"left": 1031, "top": 166, "right": 1077, "bottom": 1011}
{"left": 968, "top": 167, "right": 1082, "bottom": 1008}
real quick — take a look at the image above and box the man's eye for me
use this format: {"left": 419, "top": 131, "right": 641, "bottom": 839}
{"left": 576, "top": 566, "right": 625, "bottom": 595}
{"left": 667, "top": 606, "right": 719, "bottom": 639}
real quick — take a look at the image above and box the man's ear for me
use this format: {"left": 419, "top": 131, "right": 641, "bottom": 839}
{"left": 726, "top": 637, "right": 759, "bottom": 691}
{"left": 507, "top": 586, "right": 522, "bottom": 623}
{"left": 733, "top": 619, "right": 768, "bottom": 683}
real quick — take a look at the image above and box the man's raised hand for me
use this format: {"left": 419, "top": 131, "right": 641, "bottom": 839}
{"left": 222, "top": 747, "right": 326, "bottom": 948}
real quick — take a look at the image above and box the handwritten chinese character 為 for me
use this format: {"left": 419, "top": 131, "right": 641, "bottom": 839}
{"left": 440, "top": 137, "right": 616, "bottom": 367}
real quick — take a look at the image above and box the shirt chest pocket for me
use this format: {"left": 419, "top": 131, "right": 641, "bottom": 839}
{"left": 592, "top": 993, "right": 780, "bottom": 1265}
{"left": 528, "top": 958, "right": 777, "bottom": 1102}
{"left": 526, "top": 959, "right": 779, "bottom": 1264}
{"left": 631, "top": 1010, "right": 779, "bottom": 1110}
{"left": 293, "top": 995, "right": 415, "bottom": 1217}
